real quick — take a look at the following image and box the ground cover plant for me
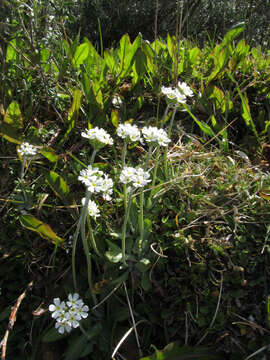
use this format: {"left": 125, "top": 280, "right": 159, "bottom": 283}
{"left": 1, "top": 2, "right": 270, "bottom": 360}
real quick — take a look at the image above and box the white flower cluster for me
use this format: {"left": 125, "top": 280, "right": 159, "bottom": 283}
{"left": 81, "top": 127, "right": 113, "bottom": 148}
{"left": 117, "top": 123, "right": 141, "bottom": 142}
{"left": 18, "top": 142, "right": 37, "bottom": 157}
{"left": 49, "top": 293, "right": 89, "bottom": 334}
{"left": 116, "top": 123, "right": 170, "bottom": 147}
{"left": 161, "top": 81, "right": 193, "bottom": 105}
{"left": 81, "top": 197, "right": 100, "bottom": 219}
{"left": 120, "top": 166, "right": 151, "bottom": 188}
{"left": 78, "top": 165, "right": 113, "bottom": 201}
{"left": 112, "top": 95, "right": 123, "bottom": 108}
{"left": 142, "top": 126, "right": 170, "bottom": 147}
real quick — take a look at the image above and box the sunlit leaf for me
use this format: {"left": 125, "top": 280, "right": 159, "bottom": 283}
{"left": 19, "top": 215, "right": 64, "bottom": 245}
{"left": 0, "top": 122, "right": 21, "bottom": 144}
{"left": 4, "top": 101, "right": 23, "bottom": 129}
{"left": 72, "top": 43, "right": 89, "bottom": 68}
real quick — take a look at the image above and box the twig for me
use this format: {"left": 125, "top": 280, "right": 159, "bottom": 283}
{"left": 0, "top": 281, "right": 33, "bottom": 360}
{"left": 196, "top": 272, "right": 223, "bottom": 345}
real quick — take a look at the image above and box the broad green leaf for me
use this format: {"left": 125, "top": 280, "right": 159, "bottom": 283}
{"left": 61, "top": 89, "right": 82, "bottom": 142}
{"left": 64, "top": 324, "right": 102, "bottom": 360}
{"left": 42, "top": 327, "right": 67, "bottom": 342}
{"left": 104, "top": 49, "right": 117, "bottom": 73}
{"left": 0, "top": 122, "right": 21, "bottom": 144}
{"left": 140, "top": 343, "right": 224, "bottom": 360}
{"left": 259, "top": 190, "right": 270, "bottom": 201}
{"left": 6, "top": 39, "right": 17, "bottom": 63}
{"left": 40, "top": 148, "right": 59, "bottom": 162}
{"left": 221, "top": 23, "right": 245, "bottom": 47}
{"left": 72, "top": 42, "right": 89, "bottom": 68}
{"left": 183, "top": 104, "right": 214, "bottom": 137}
{"left": 46, "top": 171, "right": 70, "bottom": 202}
{"left": 4, "top": 101, "right": 23, "bottom": 129}
{"left": 40, "top": 48, "right": 50, "bottom": 72}
{"left": 189, "top": 47, "right": 201, "bottom": 64}
{"left": 111, "top": 109, "right": 120, "bottom": 128}
{"left": 105, "top": 239, "right": 122, "bottom": 263}
{"left": 226, "top": 70, "right": 258, "bottom": 140}
{"left": 19, "top": 215, "right": 64, "bottom": 245}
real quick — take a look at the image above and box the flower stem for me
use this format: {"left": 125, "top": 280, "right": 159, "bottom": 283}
{"left": 147, "top": 145, "right": 160, "bottom": 209}
{"left": 163, "top": 104, "right": 177, "bottom": 177}
{"left": 72, "top": 150, "right": 97, "bottom": 292}
{"left": 80, "top": 192, "right": 97, "bottom": 305}
{"left": 138, "top": 189, "right": 144, "bottom": 254}
{"left": 121, "top": 189, "right": 133, "bottom": 264}
{"left": 86, "top": 214, "right": 100, "bottom": 256}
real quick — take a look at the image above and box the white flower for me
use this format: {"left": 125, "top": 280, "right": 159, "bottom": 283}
{"left": 120, "top": 167, "right": 137, "bottom": 184}
{"left": 132, "top": 168, "right": 151, "bottom": 188}
{"left": 67, "top": 293, "right": 84, "bottom": 308}
{"left": 66, "top": 312, "right": 80, "bottom": 329}
{"left": 120, "top": 167, "right": 151, "bottom": 188}
{"left": 78, "top": 166, "right": 104, "bottom": 189}
{"left": 177, "top": 81, "right": 194, "bottom": 97}
{"left": 18, "top": 142, "right": 37, "bottom": 157}
{"left": 86, "top": 175, "right": 103, "bottom": 193}
{"left": 99, "top": 174, "right": 113, "bottom": 201}
{"left": 81, "top": 127, "right": 113, "bottom": 148}
{"left": 76, "top": 304, "right": 89, "bottom": 320}
{"left": 116, "top": 123, "right": 141, "bottom": 142}
{"left": 112, "top": 95, "right": 123, "bottom": 108}
{"left": 81, "top": 198, "right": 100, "bottom": 219}
{"left": 79, "top": 165, "right": 113, "bottom": 201}
{"left": 142, "top": 126, "right": 170, "bottom": 147}
{"left": 55, "top": 317, "right": 72, "bottom": 334}
{"left": 49, "top": 298, "right": 66, "bottom": 319}
{"left": 161, "top": 85, "right": 187, "bottom": 105}
{"left": 49, "top": 294, "right": 89, "bottom": 334}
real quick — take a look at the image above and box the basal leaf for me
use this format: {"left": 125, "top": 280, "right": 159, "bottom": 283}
{"left": 72, "top": 42, "right": 89, "bottom": 68}
{"left": 19, "top": 215, "right": 64, "bottom": 245}
{"left": 46, "top": 171, "right": 70, "bottom": 202}
{"left": 40, "top": 148, "right": 59, "bottom": 162}
{"left": 61, "top": 89, "right": 82, "bottom": 142}
{"left": 0, "top": 122, "right": 21, "bottom": 144}
{"left": 4, "top": 101, "right": 23, "bottom": 129}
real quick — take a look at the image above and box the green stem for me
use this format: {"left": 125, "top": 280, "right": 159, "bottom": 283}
{"left": 72, "top": 150, "right": 97, "bottom": 291}
{"left": 144, "top": 146, "right": 153, "bottom": 171}
{"left": 122, "top": 141, "right": 128, "bottom": 211}
{"left": 86, "top": 213, "right": 100, "bottom": 256}
{"left": 138, "top": 189, "right": 144, "bottom": 255}
{"left": 121, "top": 189, "right": 133, "bottom": 264}
{"left": 163, "top": 104, "right": 177, "bottom": 177}
{"left": 80, "top": 192, "right": 97, "bottom": 305}
{"left": 21, "top": 157, "right": 26, "bottom": 180}
{"left": 161, "top": 104, "right": 170, "bottom": 128}
{"left": 147, "top": 145, "right": 161, "bottom": 209}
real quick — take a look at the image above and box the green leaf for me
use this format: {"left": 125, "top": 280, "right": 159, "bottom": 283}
{"left": 111, "top": 109, "right": 120, "bottom": 128}
{"left": 72, "top": 43, "right": 89, "bottom": 68}
{"left": 183, "top": 104, "right": 214, "bottom": 137}
{"left": 42, "top": 326, "right": 68, "bottom": 342}
{"left": 0, "top": 122, "right": 21, "bottom": 144}
{"left": 61, "top": 89, "right": 82, "bottom": 142}
{"left": 64, "top": 324, "right": 102, "bottom": 360}
{"left": 105, "top": 240, "right": 122, "bottom": 263}
{"left": 40, "top": 148, "right": 59, "bottom": 162}
{"left": 19, "top": 215, "right": 64, "bottom": 245}
{"left": 259, "top": 189, "right": 270, "bottom": 201}
{"left": 4, "top": 101, "right": 23, "bottom": 129}
{"left": 46, "top": 171, "right": 70, "bottom": 203}
{"left": 221, "top": 23, "right": 245, "bottom": 47}
{"left": 6, "top": 39, "right": 17, "bottom": 63}
{"left": 140, "top": 343, "right": 224, "bottom": 360}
